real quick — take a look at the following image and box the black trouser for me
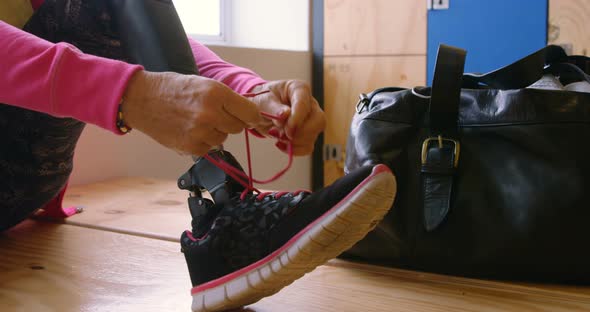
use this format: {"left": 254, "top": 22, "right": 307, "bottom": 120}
{"left": 0, "top": 0, "right": 131, "bottom": 231}
{"left": 0, "top": 0, "right": 199, "bottom": 232}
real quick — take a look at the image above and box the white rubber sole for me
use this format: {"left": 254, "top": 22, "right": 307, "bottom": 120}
{"left": 191, "top": 166, "right": 397, "bottom": 312}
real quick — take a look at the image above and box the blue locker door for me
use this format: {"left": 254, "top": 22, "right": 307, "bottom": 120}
{"left": 427, "top": 0, "right": 548, "bottom": 84}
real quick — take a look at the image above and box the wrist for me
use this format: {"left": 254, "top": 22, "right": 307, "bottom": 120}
{"left": 121, "top": 69, "right": 151, "bottom": 130}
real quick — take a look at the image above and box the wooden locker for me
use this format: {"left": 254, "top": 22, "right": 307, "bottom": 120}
{"left": 324, "top": 0, "right": 426, "bottom": 56}
{"left": 322, "top": 0, "right": 427, "bottom": 185}
{"left": 548, "top": 0, "right": 590, "bottom": 56}
{"left": 323, "top": 56, "right": 426, "bottom": 185}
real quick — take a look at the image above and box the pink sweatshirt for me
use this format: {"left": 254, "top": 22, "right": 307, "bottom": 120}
{"left": 0, "top": 3, "right": 266, "bottom": 134}
{"left": 0, "top": 1, "right": 266, "bottom": 218}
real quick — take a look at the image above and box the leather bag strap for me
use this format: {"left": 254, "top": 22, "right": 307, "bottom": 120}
{"left": 462, "top": 45, "right": 568, "bottom": 89}
{"left": 429, "top": 45, "right": 466, "bottom": 134}
{"left": 422, "top": 44, "right": 466, "bottom": 232}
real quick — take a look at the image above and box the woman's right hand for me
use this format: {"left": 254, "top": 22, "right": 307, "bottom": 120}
{"left": 121, "top": 70, "right": 264, "bottom": 156}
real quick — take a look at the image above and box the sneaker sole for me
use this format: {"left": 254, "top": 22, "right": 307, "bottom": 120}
{"left": 190, "top": 164, "right": 397, "bottom": 312}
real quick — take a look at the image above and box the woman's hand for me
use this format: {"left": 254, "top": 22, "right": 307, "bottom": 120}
{"left": 249, "top": 80, "right": 326, "bottom": 155}
{"left": 122, "top": 70, "right": 264, "bottom": 156}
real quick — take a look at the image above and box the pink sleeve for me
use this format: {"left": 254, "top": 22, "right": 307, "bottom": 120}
{"left": 0, "top": 21, "right": 143, "bottom": 134}
{"left": 188, "top": 38, "right": 267, "bottom": 94}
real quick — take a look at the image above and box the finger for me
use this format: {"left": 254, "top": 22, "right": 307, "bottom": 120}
{"left": 290, "top": 104, "right": 325, "bottom": 146}
{"left": 223, "top": 93, "right": 264, "bottom": 127}
{"left": 257, "top": 116, "right": 276, "bottom": 130}
{"left": 268, "top": 127, "right": 287, "bottom": 140}
{"left": 254, "top": 89, "right": 291, "bottom": 118}
{"left": 288, "top": 136, "right": 317, "bottom": 155}
{"left": 203, "top": 129, "right": 229, "bottom": 147}
{"left": 257, "top": 97, "right": 291, "bottom": 126}
{"left": 291, "top": 144, "right": 315, "bottom": 156}
{"left": 275, "top": 140, "right": 314, "bottom": 156}
{"left": 249, "top": 128, "right": 266, "bottom": 138}
{"left": 213, "top": 111, "right": 248, "bottom": 134}
{"left": 187, "top": 141, "right": 212, "bottom": 157}
{"left": 251, "top": 123, "right": 274, "bottom": 137}
{"left": 267, "top": 105, "right": 290, "bottom": 129}
{"left": 285, "top": 81, "right": 312, "bottom": 139}
{"left": 275, "top": 141, "right": 288, "bottom": 154}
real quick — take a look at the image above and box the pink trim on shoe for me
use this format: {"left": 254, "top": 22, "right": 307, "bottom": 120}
{"left": 190, "top": 164, "right": 391, "bottom": 295}
{"left": 185, "top": 230, "right": 211, "bottom": 242}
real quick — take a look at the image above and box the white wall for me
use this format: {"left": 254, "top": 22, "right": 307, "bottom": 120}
{"left": 69, "top": 47, "right": 313, "bottom": 191}
{"left": 228, "top": 0, "right": 310, "bottom": 51}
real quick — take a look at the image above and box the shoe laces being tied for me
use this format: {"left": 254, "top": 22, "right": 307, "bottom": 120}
{"left": 202, "top": 90, "right": 307, "bottom": 201}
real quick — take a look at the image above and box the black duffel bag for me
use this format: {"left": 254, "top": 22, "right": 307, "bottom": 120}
{"left": 342, "top": 44, "right": 590, "bottom": 282}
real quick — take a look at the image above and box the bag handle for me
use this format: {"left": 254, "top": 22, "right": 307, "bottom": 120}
{"left": 462, "top": 45, "right": 568, "bottom": 89}
{"left": 429, "top": 44, "right": 467, "bottom": 135}
{"left": 566, "top": 55, "right": 590, "bottom": 76}
{"left": 545, "top": 62, "right": 590, "bottom": 85}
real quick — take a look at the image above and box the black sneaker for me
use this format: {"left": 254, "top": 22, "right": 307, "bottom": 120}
{"left": 177, "top": 150, "right": 396, "bottom": 312}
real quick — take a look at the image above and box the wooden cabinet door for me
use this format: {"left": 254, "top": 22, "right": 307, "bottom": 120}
{"left": 322, "top": 0, "right": 427, "bottom": 186}
{"left": 323, "top": 56, "right": 425, "bottom": 185}
{"left": 548, "top": 0, "right": 590, "bottom": 56}
{"left": 324, "top": 0, "right": 426, "bottom": 56}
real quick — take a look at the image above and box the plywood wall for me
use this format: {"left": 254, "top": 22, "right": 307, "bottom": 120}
{"left": 324, "top": 0, "right": 426, "bottom": 56}
{"left": 323, "top": 0, "right": 427, "bottom": 185}
{"left": 548, "top": 0, "right": 590, "bottom": 56}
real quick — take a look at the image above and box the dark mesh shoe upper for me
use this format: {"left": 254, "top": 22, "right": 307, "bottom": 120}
{"left": 180, "top": 153, "right": 376, "bottom": 287}
{"left": 181, "top": 191, "right": 308, "bottom": 286}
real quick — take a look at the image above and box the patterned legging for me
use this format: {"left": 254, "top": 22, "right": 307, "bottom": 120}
{"left": 0, "top": 0, "right": 131, "bottom": 231}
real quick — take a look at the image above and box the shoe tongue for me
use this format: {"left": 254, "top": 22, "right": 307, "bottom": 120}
{"left": 196, "top": 150, "right": 248, "bottom": 205}
{"left": 188, "top": 196, "right": 220, "bottom": 238}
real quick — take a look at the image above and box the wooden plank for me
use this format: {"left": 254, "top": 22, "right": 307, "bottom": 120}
{"left": 548, "top": 0, "right": 590, "bottom": 56}
{"left": 324, "top": 0, "right": 427, "bottom": 56}
{"left": 323, "top": 55, "right": 426, "bottom": 185}
{"left": 0, "top": 220, "right": 190, "bottom": 311}
{"left": 55, "top": 178, "right": 272, "bottom": 242}
{"left": 290, "top": 261, "right": 590, "bottom": 312}
{"left": 58, "top": 177, "right": 191, "bottom": 242}
{"left": 2, "top": 221, "right": 590, "bottom": 312}
{"left": 328, "top": 260, "right": 590, "bottom": 300}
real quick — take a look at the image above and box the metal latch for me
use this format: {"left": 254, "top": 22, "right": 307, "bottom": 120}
{"left": 324, "top": 144, "right": 346, "bottom": 170}
{"left": 427, "top": 0, "right": 449, "bottom": 10}
{"left": 323, "top": 144, "right": 343, "bottom": 162}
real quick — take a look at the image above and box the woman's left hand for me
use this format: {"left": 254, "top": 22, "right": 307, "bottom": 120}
{"left": 248, "top": 80, "right": 326, "bottom": 155}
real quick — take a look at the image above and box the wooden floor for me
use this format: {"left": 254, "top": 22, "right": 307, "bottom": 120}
{"left": 1, "top": 178, "right": 590, "bottom": 311}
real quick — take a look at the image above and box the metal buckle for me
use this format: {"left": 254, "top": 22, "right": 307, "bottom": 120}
{"left": 421, "top": 135, "right": 460, "bottom": 168}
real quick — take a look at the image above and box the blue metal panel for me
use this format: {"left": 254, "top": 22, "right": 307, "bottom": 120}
{"left": 427, "top": 0, "right": 548, "bottom": 85}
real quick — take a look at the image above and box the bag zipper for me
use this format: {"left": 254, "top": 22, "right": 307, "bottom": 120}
{"left": 356, "top": 87, "right": 407, "bottom": 113}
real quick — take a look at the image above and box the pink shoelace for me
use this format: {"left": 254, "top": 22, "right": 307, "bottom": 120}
{"left": 202, "top": 90, "right": 303, "bottom": 201}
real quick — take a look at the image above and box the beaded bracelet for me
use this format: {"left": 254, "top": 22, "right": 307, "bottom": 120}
{"left": 116, "top": 99, "right": 132, "bottom": 134}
